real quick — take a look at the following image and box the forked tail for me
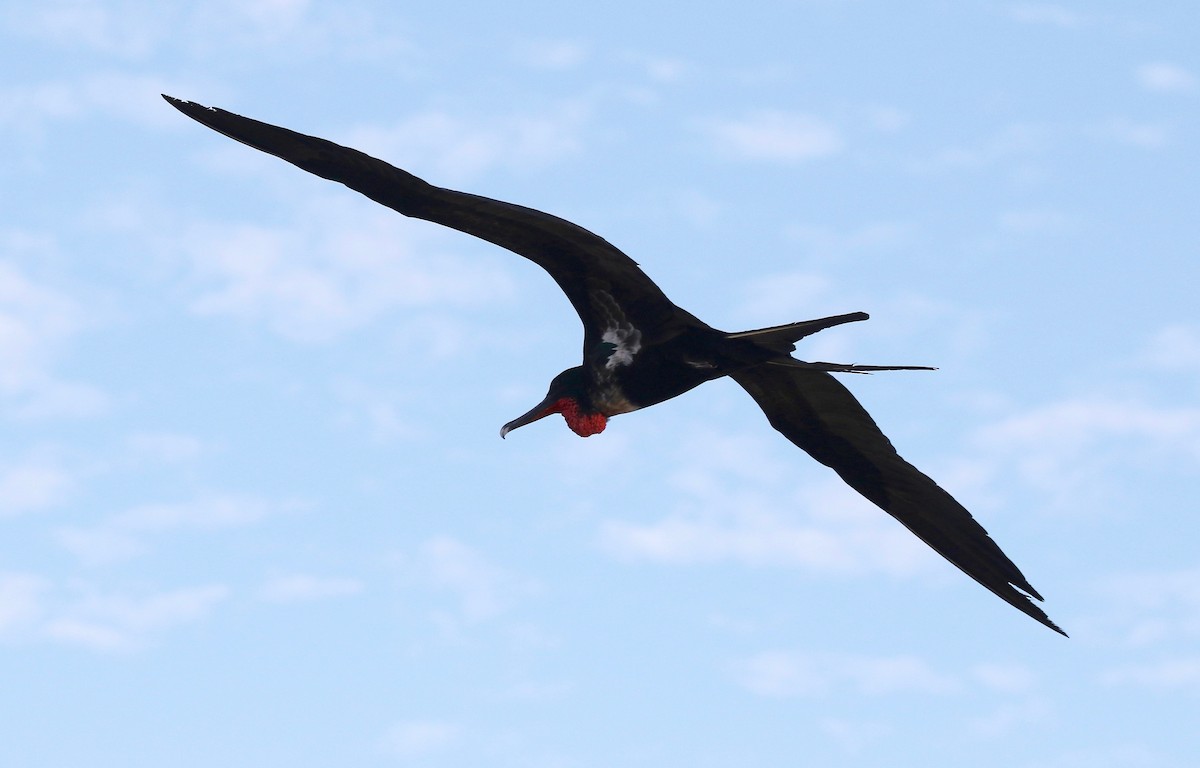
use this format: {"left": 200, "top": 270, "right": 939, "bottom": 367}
{"left": 726, "top": 312, "right": 869, "bottom": 353}
{"left": 768, "top": 359, "right": 937, "bottom": 374}
{"left": 727, "top": 311, "right": 935, "bottom": 373}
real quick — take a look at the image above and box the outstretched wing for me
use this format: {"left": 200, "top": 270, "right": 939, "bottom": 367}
{"left": 731, "top": 365, "right": 1066, "bottom": 636}
{"left": 163, "top": 95, "right": 693, "bottom": 352}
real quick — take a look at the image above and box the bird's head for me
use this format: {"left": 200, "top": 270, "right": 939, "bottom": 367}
{"left": 500, "top": 367, "right": 607, "bottom": 439}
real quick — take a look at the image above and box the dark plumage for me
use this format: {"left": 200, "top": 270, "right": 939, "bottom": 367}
{"left": 164, "top": 95, "right": 1065, "bottom": 636}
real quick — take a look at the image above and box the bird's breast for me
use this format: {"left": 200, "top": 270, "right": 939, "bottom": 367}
{"left": 591, "top": 382, "right": 640, "bottom": 417}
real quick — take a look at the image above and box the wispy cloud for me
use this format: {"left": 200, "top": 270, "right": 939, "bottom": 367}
{"left": 600, "top": 502, "right": 927, "bottom": 575}
{"left": 123, "top": 432, "right": 205, "bottom": 464}
{"left": 511, "top": 38, "right": 590, "bottom": 70}
{"left": 1, "top": 574, "right": 229, "bottom": 652}
{"left": 599, "top": 427, "right": 931, "bottom": 577}
{"left": 56, "top": 494, "right": 292, "bottom": 565}
{"left": 4, "top": 1, "right": 411, "bottom": 64}
{"left": 344, "top": 102, "right": 591, "bottom": 183}
{"left": 0, "top": 72, "right": 194, "bottom": 140}
{"left": 258, "top": 573, "right": 363, "bottom": 603}
{"left": 0, "top": 456, "right": 70, "bottom": 516}
{"left": 975, "top": 397, "right": 1200, "bottom": 505}
{"left": 702, "top": 111, "right": 843, "bottom": 163}
{"left": 971, "top": 662, "right": 1038, "bottom": 694}
{"left": 379, "top": 719, "right": 460, "bottom": 759}
{"left": 1102, "top": 657, "right": 1200, "bottom": 690}
{"left": 1005, "top": 4, "right": 1085, "bottom": 29}
{"left": 998, "top": 208, "right": 1073, "bottom": 234}
{"left": 626, "top": 52, "right": 690, "bottom": 84}
{"left": 732, "top": 649, "right": 958, "bottom": 697}
{"left": 43, "top": 582, "right": 230, "bottom": 652}
{"left": 818, "top": 717, "right": 893, "bottom": 755}
{"left": 0, "top": 573, "right": 47, "bottom": 635}
{"left": 732, "top": 271, "right": 835, "bottom": 325}
{"left": 1096, "top": 118, "right": 1170, "bottom": 149}
{"left": 1137, "top": 62, "right": 1197, "bottom": 93}
{"left": 0, "top": 256, "right": 105, "bottom": 419}
{"left": 112, "top": 495, "right": 277, "bottom": 530}
{"left": 181, "top": 204, "right": 517, "bottom": 343}
{"left": 1140, "top": 324, "right": 1200, "bottom": 373}
{"left": 1085, "top": 567, "right": 1200, "bottom": 647}
{"left": 907, "top": 123, "right": 1049, "bottom": 174}
{"left": 414, "top": 536, "right": 537, "bottom": 625}
{"left": 332, "top": 380, "right": 423, "bottom": 442}
{"left": 3, "top": 0, "right": 170, "bottom": 59}
{"left": 967, "top": 698, "right": 1052, "bottom": 738}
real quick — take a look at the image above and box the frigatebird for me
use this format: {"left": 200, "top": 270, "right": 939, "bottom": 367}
{"left": 164, "top": 95, "right": 1064, "bottom": 636}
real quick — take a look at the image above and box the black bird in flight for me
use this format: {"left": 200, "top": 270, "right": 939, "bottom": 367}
{"left": 164, "top": 95, "right": 1064, "bottom": 636}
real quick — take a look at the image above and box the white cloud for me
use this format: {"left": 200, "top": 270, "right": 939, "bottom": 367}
{"left": 0, "top": 573, "right": 47, "bottom": 635}
{"left": 512, "top": 38, "right": 589, "bottom": 70}
{"left": 975, "top": 397, "right": 1200, "bottom": 505}
{"left": 0, "top": 259, "right": 78, "bottom": 387}
{"left": 259, "top": 573, "right": 363, "bottom": 603}
{"left": 332, "top": 380, "right": 423, "bottom": 442}
{"left": 733, "top": 271, "right": 834, "bottom": 325}
{"left": 4, "top": 573, "right": 230, "bottom": 652}
{"left": 416, "top": 536, "right": 536, "bottom": 624}
{"left": 783, "top": 221, "right": 912, "bottom": 256}
{"left": 0, "top": 457, "right": 70, "bottom": 516}
{"left": 182, "top": 205, "right": 517, "bottom": 343}
{"left": 5, "top": 1, "right": 410, "bottom": 65}
{"left": 3, "top": 0, "right": 169, "bottom": 59}
{"left": 0, "top": 72, "right": 194, "bottom": 138}
{"left": 379, "top": 719, "right": 459, "bottom": 759}
{"left": 637, "top": 55, "right": 690, "bottom": 84}
{"left": 189, "top": 1, "right": 412, "bottom": 63}
{"left": 1005, "top": 4, "right": 1084, "bottom": 28}
{"left": 908, "top": 123, "right": 1048, "bottom": 174}
{"left": 998, "top": 208, "right": 1072, "bottom": 233}
{"left": 57, "top": 494, "right": 291, "bottom": 565}
{"left": 1140, "top": 324, "right": 1200, "bottom": 373}
{"left": 971, "top": 662, "right": 1037, "bottom": 693}
{"left": 113, "top": 495, "right": 277, "bottom": 530}
{"left": 818, "top": 717, "right": 892, "bottom": 755}
{"left": 1097, "top": 118, "right": 1169, "bottom": 150}
{"left": 600, "top": 502, "right": 927, "bottom": 576}
{"left": 600, "top": 427, "right": 931, "bottom": 577}
{"left": 670, "top": 188, "right": 723, "bottom": 229}
{"left": 862, "top": 105, "right": 910, "bottom": 133}
{"left": 968, "top": 698, "right": 1052, "bottom": 738}
{"left": 55, "top": 526, "right": 143, "bottom": 566}
{"left": 702, "top": 111, "right": 844, "bottom": 163}
{"left": 0, "top": 256, "right": 105, "bottom": 419}
{"left": 43, "top": 583, "right": 230, "bottom": 652}
{"left": 1102, "top": 657, "right": 1200, "bottom": 690}
{"left": 124, "top": 432, "right": 205, "bottom": 464}
{"left": 1137, "top": 63, "right": 1196, "bottom": 93}
{"left": 344, "top": 102, "right": 591, "bottom": 183}
{"left": 1086, "top": 567, "right": 1200, "bottom": 646}
{"left": 732, "top": 649, "right": 957, "bottom": 697}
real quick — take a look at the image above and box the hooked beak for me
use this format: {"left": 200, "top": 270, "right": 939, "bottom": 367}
{"left": 499, "top": 393, "right": 560, "bottom": 439}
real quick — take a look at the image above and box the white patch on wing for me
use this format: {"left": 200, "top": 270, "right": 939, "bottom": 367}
{"left": 602, "top": 325, "right": 642, "bottom": 369}
{"left": 590, "top": 286, "right": 642, "bottom": 370}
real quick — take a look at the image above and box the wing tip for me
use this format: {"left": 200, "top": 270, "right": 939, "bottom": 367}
{"left": 1034, "top": 610, "right": 1069, "bottom": 637}
{"left": 1008, "top": 580, "right": 1068, "bottom": 637}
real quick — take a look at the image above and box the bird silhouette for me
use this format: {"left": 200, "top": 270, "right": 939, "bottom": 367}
{"left": 164, "top": 95, "right": 1064, "bottom": 636}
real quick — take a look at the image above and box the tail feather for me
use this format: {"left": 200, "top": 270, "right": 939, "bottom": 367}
{"left": 768, "top": 359, "right": 937, "bottom": 374}
{"left": 726, "top": 312, "right": 869, "bottom": 353}
{"left": 728, "top": 312, "right": 935, "bottom": 373}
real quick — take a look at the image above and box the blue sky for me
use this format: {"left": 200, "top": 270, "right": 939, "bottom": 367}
{"left": 3, "top": 1, "right": 1199, "bottom": 765}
